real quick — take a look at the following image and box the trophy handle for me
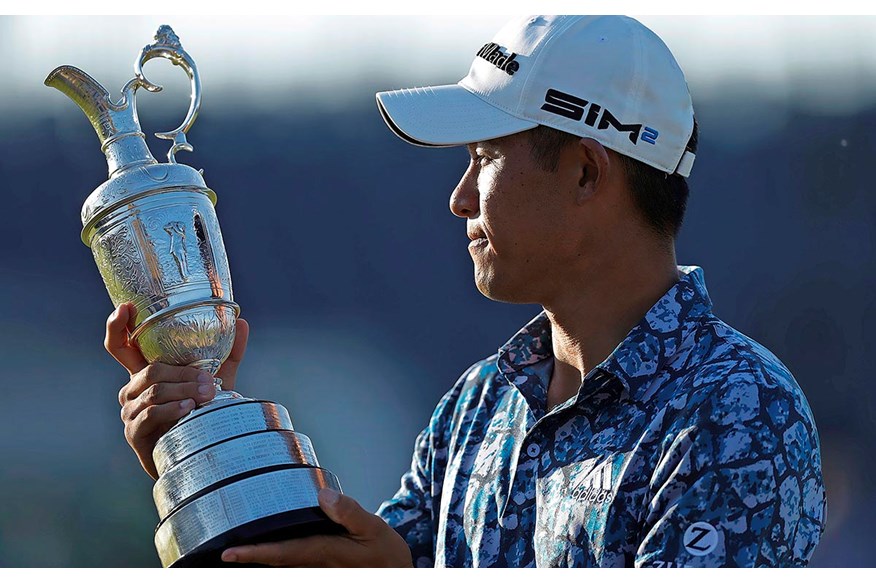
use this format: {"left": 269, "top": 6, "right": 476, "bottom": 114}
{"left": 133, "top": 24, "right": 202, "bottom": 164}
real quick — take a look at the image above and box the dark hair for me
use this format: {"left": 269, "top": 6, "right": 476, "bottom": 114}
{"left": 526, "top": 120, "right": 699, "bottom": 240}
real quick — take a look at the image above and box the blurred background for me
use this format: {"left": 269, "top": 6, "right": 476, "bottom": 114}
{"left": 0, "top": 15, "right": 873, "bottom": 567}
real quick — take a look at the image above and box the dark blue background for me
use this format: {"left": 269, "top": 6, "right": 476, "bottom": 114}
{"left": 0, "top": 30, "right": 874, "bottom": 566}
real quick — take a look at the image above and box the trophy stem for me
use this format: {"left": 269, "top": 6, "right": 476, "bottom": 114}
{"left": 207, "top": 386, "right": 242, "bottom": 401}
{"left": 187, "top": 358, "right": 242, "bottom": 401}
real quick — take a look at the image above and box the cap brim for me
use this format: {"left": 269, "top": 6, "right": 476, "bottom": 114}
{"left": 376, "top": 84, "right": 537, "bottom": 148}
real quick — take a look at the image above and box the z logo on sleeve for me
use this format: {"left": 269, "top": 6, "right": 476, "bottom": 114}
{"left": 683, "top": 522, "right": 719, "bottom": 556}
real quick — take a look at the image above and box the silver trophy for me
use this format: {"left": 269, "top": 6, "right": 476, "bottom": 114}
{"left": 46, "top": 26, "right": 342, "bottom": 567}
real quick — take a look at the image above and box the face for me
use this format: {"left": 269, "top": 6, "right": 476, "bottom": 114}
{"left": 449, "top": 131, "right": 585, "bottom": 304}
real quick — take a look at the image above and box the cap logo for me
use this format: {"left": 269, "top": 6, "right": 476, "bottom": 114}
{"left": 476, "top": 42, "right": 520, "bottom": 76}
{"left": 541, "top": 88, "right": 659, "bottom": 145}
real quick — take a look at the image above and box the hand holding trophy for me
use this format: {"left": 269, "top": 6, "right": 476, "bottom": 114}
{"left": 46, "top": 25, "right": 342, "bottom": 568}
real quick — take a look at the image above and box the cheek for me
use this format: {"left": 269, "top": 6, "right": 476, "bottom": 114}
{"left": 501, "top": 196, "right": 575, "bottom": 259}
{"left": 476, "top": 166, "right": 504, "bottom": 238}
{"left": 477, "top": 165, "right": 499, "bottom": 207}
{"left": 477, "top": 159, "right": 572, "bottom": 255}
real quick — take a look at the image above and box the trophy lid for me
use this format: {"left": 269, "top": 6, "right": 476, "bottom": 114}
{"left": 80, "top": 162, "right": 216, "bottom": 246}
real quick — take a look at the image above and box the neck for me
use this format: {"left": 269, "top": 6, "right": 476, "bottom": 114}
{"left": 543, "top": 246, "right": 680, "bottom": 410}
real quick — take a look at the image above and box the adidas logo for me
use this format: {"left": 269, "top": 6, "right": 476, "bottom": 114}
{"left": 571, "top": 459, "right": 614, "bottom": 506}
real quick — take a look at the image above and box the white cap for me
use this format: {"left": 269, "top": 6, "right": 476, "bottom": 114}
{"left": 376, "top": 15, "right": 696, "bottom": 177}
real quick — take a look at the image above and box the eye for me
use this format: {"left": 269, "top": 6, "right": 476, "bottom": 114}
{"left": 474, "top": 152, "right": 493, "bottom": 167}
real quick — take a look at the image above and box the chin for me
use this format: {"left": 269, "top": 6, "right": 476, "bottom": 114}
{"left": 474, "top": 269, "right": 534, "bottom": 304}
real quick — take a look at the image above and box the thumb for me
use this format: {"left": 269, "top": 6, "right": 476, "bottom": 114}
{"left": 105, "top": 303, "right": 148, "bottom": 375}
{"left": 317, "top": 488, "right": 376, "bottom": 538}
{"left": 218, "top": 318, "right": 249, "bottom": 389}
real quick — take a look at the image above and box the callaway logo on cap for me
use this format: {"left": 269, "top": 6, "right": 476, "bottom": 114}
{"left": 376, "top": 15, "right": 696, "bottom": 177}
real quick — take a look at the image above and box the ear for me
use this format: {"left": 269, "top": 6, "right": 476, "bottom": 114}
{"left": 574, "top": 138, "right": 611, "bottom": 204}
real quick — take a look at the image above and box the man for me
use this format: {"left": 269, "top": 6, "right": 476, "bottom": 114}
{"left": 107, "top": 15, "right": 826, "bottom": 567}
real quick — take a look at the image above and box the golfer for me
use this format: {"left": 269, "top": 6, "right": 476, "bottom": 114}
{"left": 106, "top": 15, "right": 826, "bottom": 567}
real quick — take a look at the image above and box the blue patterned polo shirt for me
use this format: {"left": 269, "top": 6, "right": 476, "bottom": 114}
{"left": 377, "top": 265, "right": 827, "bottom": 567}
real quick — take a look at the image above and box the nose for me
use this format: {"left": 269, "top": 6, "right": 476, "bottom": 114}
{"left": 449, "top": 161, "right": 479, "bottom": 219}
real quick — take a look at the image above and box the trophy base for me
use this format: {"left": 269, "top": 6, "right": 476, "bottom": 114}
{"left": 170, "top": 505, "right": 344, "bottom": 567}
{"left": 151, "top": 396, "right": 344, "bottom": 568}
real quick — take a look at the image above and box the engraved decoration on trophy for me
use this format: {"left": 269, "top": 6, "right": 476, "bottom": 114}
{"left": 46, "top": 25, "right": 342, "bottom": 567}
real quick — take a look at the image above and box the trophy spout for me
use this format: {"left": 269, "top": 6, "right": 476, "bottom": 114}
{"left": 45, "top": 66, "right": 120, "bottom": 144}
{"left": 45, "top": 65, "right": 157, "bottom": 176}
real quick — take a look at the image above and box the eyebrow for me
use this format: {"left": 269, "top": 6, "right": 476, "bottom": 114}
{"left": 466, "top": 140, "right": 500, "bottom": 157}
{"left": 475, "top": 140, "right": 501, "bottom": 151}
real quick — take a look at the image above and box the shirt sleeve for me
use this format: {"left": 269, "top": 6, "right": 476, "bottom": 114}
{"left": 634, "top": 380, "right": 827, "bottom": 567}
{"left": 377, "top": 423, "right": 438, "bottom": 568}
{"left": 376, "top": 361, "right": 479, "bottom": 568}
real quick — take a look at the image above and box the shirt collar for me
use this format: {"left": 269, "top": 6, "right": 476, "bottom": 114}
{"left": 496, "top": 265, "right": 714, "bottom": 411}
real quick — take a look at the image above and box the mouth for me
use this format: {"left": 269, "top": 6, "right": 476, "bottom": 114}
{"left": 465, "top": 220, "right": 491, "bottom": 253}
{"left": 468, "top": 233, "right": 488, "bottom": 251}
{"left": 467, "top": 226, "right": 487, "bottom": 242}
{"left": 467, "top": 227, "right": 488, "bottom": 251}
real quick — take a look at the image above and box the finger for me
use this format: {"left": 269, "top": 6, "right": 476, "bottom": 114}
{"left": 105, "top": 303, "right": 148, "bottom": 375}
{"left": 317, "top": 489, "right": 380, "bottom": 538}
{"left": 121, "top": 364, "right": 208, "bottom": 405}
{"left": 217, "top": 318, "right": 249, "bottom": 390}
{"left": 222, "top": 537, "right": 332, "bottom": 567}
{"left": 138, "top": 454, "right": 160, "bottom": 481}
{"left": 128, "top": 400, "right": 196, "bottom": 444}
{"left": 122, "top": 381, "right": 215, "bottom": 421}
{"left": 221, "top": 541, "right": 293, "bottom": 566}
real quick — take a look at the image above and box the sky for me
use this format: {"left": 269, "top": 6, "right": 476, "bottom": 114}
{"left": 4, "top": 14, "right": 876, "bottom": 118}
